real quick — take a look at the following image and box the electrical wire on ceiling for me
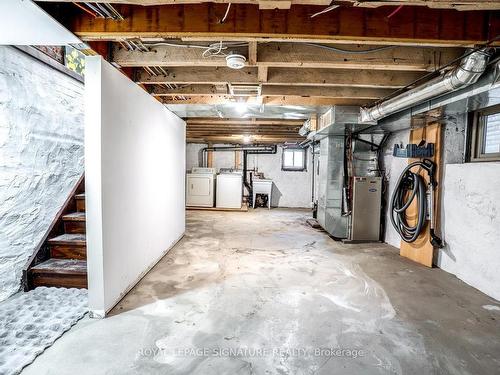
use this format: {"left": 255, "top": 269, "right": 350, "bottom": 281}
{"left": 310, "top": 4, "right": 340, "bottom": 18}
{"left": 220, "top": 3, "right": 232, "bottom": 24}
{"left": 305, "top": 43, "right": 397, "bottom": 54}
{"left": 386, "top": 5, "right": 404, "bottom": 19}
{"left": 202, "top": 41, "right": 224, "bottom": 58}
{"left": 144, "top": 39, "right": 392, "bottom": 59}
{"left": 145, "top": 41, "right": 248, "bottom": 58}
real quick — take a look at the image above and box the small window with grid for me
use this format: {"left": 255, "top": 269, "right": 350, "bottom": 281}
{"left": 471, "top": 105, "right": 500, "bottom": 162}
{"left": 282, "top": 148, "right": 306, "bottom": 171}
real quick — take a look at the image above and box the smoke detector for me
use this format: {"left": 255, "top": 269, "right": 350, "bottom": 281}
{"left": 226, "top": 53, "right": 246, "bottom": 69}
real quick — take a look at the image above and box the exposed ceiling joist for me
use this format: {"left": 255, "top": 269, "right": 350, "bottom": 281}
{"left": 136, "top": 67, "right": 425, "bottom": 89}
{"left": 187, "top": 130, "right": 301, "bottom": 135}
{"left": 38, "top": 0, "right": 331, "bottom": 10}
{"left": 186, "top": 119, "right": 304, "bottom": 125}
{"left": 56, "top": 4, "right": 499, "bottom": 47}
{"left": 343, "top": 1, "right": 500, "bottom": 11}
{"left": 36, "top": 1, "right": 499, "bottom": 121}
{"left": 187, "top": 126, "right": 301, "bottom": 131}
{"left": 113, "top": 43, "right": 462, "bottom": 72}
{"left": 187, "top": 136, "right": 305, "bottom": 144}
{"left": 158, "top": 95, "right": 374, "bottom": 106}
{"left": 185, "top": 117, "right": 305, "bottom": 143}
{"left": 151, "top": 84, "right": 395, "bottom": 99}
{"left": 37, "top": 0, "right": 500, "bottom": 12}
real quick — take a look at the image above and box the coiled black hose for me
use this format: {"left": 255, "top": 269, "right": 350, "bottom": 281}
{"left": 390, "top": 160, "right": 429, "bottom": 243}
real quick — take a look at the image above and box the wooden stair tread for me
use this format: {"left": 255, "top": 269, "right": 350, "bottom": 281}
{"left": 62, "top": 212, "right": 86, "bottom": 221}
{"left": 31, "top": 259, "right": 87, "bottom": 275}
{"left": 48, "top": 233, "right": 86, "bottom": 245}
{"left": 25, "top": 175, "right": 87, "bottom": 290}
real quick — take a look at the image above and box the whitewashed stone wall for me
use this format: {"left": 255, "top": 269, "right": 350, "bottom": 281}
{"left": 0, "top": 46, "right": 84, "bottom": 302}
{"left": 438, "top": 162, "right": 500, "bottom": 301}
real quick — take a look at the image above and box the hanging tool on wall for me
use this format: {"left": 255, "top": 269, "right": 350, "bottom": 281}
{"left": 390, "top": 158, "right": 443, "bottom": 248}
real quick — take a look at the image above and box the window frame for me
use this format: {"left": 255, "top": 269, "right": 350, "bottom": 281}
{"left": 282, "top": 147, "right": 307, "bottom": 172}
{"left": 470, "top": 104, "right": 500, "bottom": 162}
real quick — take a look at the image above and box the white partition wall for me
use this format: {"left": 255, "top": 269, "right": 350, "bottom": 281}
{"left": 85, "top": 57, "right": 186, "bottom": 317}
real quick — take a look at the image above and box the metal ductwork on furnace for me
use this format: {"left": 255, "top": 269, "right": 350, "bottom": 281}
{"left": 360, "top": 49, "right": 492, "bottom": 123}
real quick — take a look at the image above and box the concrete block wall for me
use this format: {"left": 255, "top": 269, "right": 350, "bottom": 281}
{"left": 0, "top": 46, "right": 84, "bottom": 302}
{"left": 186, "top": 143, "right": 312, "bottom": 208}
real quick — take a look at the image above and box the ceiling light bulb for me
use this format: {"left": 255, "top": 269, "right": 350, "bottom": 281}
{"left": 242, "top": 135, "right": 252, "bottom": 144}
{"left": 234, "top": 102, "right": 247, "bottom": 114}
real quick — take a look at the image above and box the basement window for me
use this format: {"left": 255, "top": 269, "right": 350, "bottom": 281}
{"left": 471, "top": 105, "right": 500, "bottom": 162}
{"left": 282, "top": 148, "right": 306, "bottom": 171}
{"left": 64, "top": 46, "right": 85, "bottom": 77}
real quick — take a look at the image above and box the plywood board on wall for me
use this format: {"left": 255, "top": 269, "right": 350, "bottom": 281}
{"left": 400, "top": 122, "right": 442, "bottom": 268}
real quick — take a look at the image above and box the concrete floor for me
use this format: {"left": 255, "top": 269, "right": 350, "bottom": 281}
{"left": 23, "top": 209, "right": 500, "bottom": 375}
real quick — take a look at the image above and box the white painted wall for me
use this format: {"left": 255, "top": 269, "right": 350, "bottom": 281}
{"left": 186, "top": 143, "right": 312, "bottom": 208}
{"left": 186, "top": 143, "right": 205, "bottom": 171}
{"left": 0, "top": 0, "right": 81, "bottom": 45}
{"left": 382, "top": 126, "right": 500, "bottom": 301}
{"left": 0, "top": 46, "right": 84, "bottom": 302}
{"left": 247, "top": 147, "right": 312, "bottom": 208}
{"left": 438, "top": 163, "right": 500, "bottom": 301}
{"left": 85, "top": 57, "right": 186, "bottom": 316}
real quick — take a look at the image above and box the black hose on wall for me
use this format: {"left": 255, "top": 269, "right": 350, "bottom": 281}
{"left": 390, "top": 160, "right": 430, "bottom": 243}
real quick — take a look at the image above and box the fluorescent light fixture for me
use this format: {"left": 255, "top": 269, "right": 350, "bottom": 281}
{"left": 234, "top": 102, "right": 247, "bottom": 114}
{"left": 0, "top": 0, "right": 81, "bottom": 45}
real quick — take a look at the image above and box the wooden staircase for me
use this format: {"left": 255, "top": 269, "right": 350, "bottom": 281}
{"left": 24, "top": 180, "right": 88, "bottom": 290}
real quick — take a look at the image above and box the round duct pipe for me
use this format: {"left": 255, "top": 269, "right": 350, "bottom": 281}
{"left": 360, "top": 49, "right": 492, "bottom": 123}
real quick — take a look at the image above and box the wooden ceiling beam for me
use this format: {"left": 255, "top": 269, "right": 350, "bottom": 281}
{"left": 342, "top": 1, "right": 500, "bottom": 11}
{"left": 187, "top": 124, "right": 302, "bottom": 129}
{"left": 187, "top": 125, "right": 299, "bottom": 128}
{"left": 113, "top": 43, "right": 463, "bottom": 72}
{"left": 136, "top": 67, "right": 424, "bottom": 89}
{"left": 159, "top": 95, "right": 374, "bottom": 105}
{"left": 186, "top": 118, "right": 304, "bottom": 125}
{"left": 137, "top": 67, "right": 257, "bottom": 85}
{"left": 186, "top": 128, "right": 299, "bottom": 134}
{"left": 248, "top": 41, "right": 258, "bottom": 65}
{"left": 187, "top": 135, "right": 305, "bottom": 144}
{"left": 262, "top": 85, "right": 394, "bottom": 99}
{"left": 186, "top": 125, "right": 300, "bottom": 128}
{"left": 187, "top": 130, "right": 301, "bottom": 134}
{"left": 39, "top": 0, "right": 332, "bottom": 9}
{"left": 38, "top": 0, "right": 500, "bottom": 11}
{"left": 258, "top": 66, "right": 268, "bottom": 83}
{"left": 62, "top": 4, "right": 499, "bottom": 47}
{"left": 151, "top": 83, "right": 395, "bottom": 98}
{"left": 187, "top": 131, "right": 301, "bottom": 136}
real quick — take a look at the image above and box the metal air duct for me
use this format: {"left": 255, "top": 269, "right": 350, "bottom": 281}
{"left": 360, "top": 49, "right": 492, "bottom": 123}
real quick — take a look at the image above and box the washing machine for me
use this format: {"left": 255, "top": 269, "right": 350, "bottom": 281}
{"left": 186, "top": 167, "right": 216, "bottom": 207}
{"left": 216, "top": 171, "right": 243, "bottom": 209}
